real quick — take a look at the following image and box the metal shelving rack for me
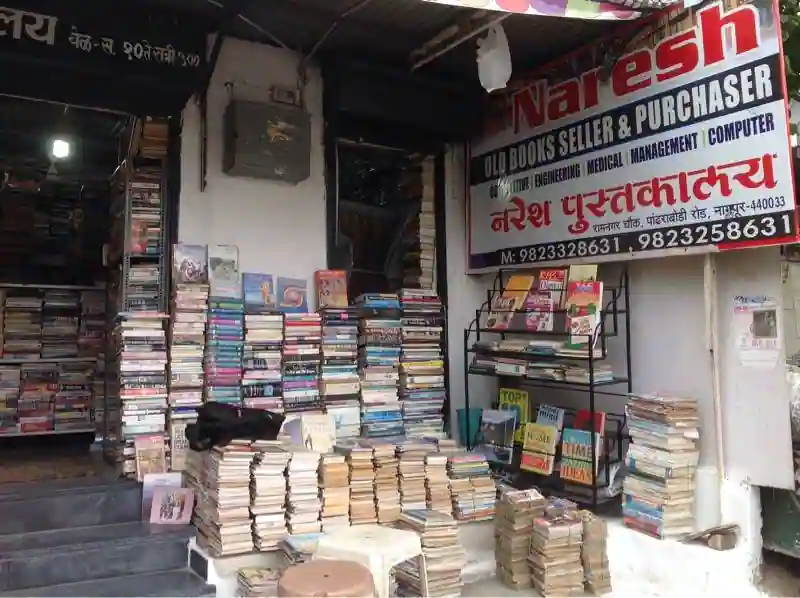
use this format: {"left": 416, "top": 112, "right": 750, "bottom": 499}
{"left": 462, "top": 266, "right": 632, "bottom": 510}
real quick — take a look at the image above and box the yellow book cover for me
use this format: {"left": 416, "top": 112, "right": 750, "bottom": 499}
{"left": 498, "top": 387, "right": 529, "bottom": 443}
{"left": 523, "top": 422, "right": 558, "bottom": 454}
{"left": 486, "top": 274, "right": 535, "bottom": 329}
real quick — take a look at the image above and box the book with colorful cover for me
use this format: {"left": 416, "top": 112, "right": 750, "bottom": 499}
{"left": 520, "top": 451, "right": 555, "bottom": 475}
{"left": 560, "top": 428, "right": 602, "bottom": 486}
{"left": 243, "top": 273, "right": 277, "bottom": 310}
{"left": 277, "top": 277, "right": 309, "bottom": 313}
{"left": 498, "top": 387, "right": 528, "bottom": 443}
{"left": 315, "top": 270, "right": 348, "bottom": 309}
{"left": 208, "top": 244, "right": 241, "bottom": 298}
{"left": 522, "top": 420, "right": 558, "bottom": 473}
{"left": 134, "top": 434, "right": 167, "bottom": 482}
{"left": 536, "top": 404, "right": 565, "bottom": 441}
{"left": 477, "top": 408, "right": 517, "bottom": 464}
{"left": 173, "top": 243, "right": 208, "bottom": 284}
{"left": 523, "top": 268, "right": 567, "bottom": 332}
{"left": 574, "top": 408, "right": 607, "bottom": 436}
{"left": 565, "top": 280, "right": 604, "bottom": 350}
{"left": 149, "top": 488, "right": 195, "bottom": 525}
{"left": 486, "top": 274, "right": 535, "bottom": 329}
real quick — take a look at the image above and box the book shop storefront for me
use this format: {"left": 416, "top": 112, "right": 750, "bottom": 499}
{"left": 455, "top": 0, "right": 800, "bottom": 592}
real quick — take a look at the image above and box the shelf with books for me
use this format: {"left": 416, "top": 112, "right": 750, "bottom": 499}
{"left": 463, "top": 264, "right": 632, "bottom": 511}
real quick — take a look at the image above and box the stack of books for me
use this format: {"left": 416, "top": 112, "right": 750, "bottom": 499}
{"left": 3, "top": 293, "right": 42, "bottom": 358}
{"left": 495, "top": 488, "right": 546, "bottom": 590}
{"left": 398, "top": 289, "right": 446, "bottom": 438}
{"left": 394, "top": 509, "right": 466, "bottom": 597}
{"left": 581, "top": 510, "right": 612, "bottom": 594}
{"left": 236, "top": 568, "right": 281, "bottom": 598}
{"left": 282, "top": 314, "right": 322, "bottom": 413}
{"left": 250, "top": 441, "right": 291, "bottom": 551}
{"left": 115, "top": 313, "right": 169, "bottom": 477}
{"left": 41, "top": 289, "right": 79, "bottom": 358}
{"left": 318, "top": 451, "right": 350, "bottom": 532}
{"left": 204, "top": 297, "right": 245, "bottom": 407}
{"left": 125, "top": 264, "right": 162, "bottom": 313}
{"left": 195, "top": 441, "right": 255, "bottom": 556}
{"left": 447, "top": 452, "right": 496, "bottom": 522}
{"left": 0, "top": 366, "right": 20, "bottom": 433}
{"left": 623, "top": 393, "right": 699, "bottom": 539}
{"left": 17, "top": 363, "right": 57, "bottom": 433}
{"left": 53, "top": 362, "right": 93, "bottom": 431}
{"left": 319, "top": 307, "right": 360, "bottom": 435}
{"left": 371, "top": 440, "right": 401, "bottom": 524}
{"left": 279, "top": 533, "right": 323, "bottom": 567}
{"left": 397, "top": 440, "right": 429, "bottom": 511}
{"left": 338, "top": 440, "right": 377, "bottom": 525}
{"left": 242, "top": 312, "right": 284, "bottom": 412}
{"left": 285, "top": 450, "right": 322, "bottom": 535}
{"left": 424, "top": 452, "right": 451, "bottom": 514}
{"left": 402, "top": 157, "right": 436, "bottom": 289}
{"left": 529, "top": 509, "right": 584, "bottom": 596}
{"left": 168, "top": 260, "right": 208, "bottom": 471}
{"left": 79, "top": 289, "right": 106, "bottom": 434}
{"left": 356, "top": 294, "right": 403, "bottom": 438}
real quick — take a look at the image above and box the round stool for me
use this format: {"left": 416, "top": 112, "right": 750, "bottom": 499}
{"left": 278, "top": 559, "right": 375, "bottom": 598}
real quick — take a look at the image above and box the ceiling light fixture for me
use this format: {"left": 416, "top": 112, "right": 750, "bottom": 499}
{"left": 50, "top": 138, "right": 70, "bottom": 160}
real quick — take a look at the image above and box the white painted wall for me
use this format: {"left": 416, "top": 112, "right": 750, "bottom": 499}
{"left": 179, "top": 38, "right": 327, "bottom": 281}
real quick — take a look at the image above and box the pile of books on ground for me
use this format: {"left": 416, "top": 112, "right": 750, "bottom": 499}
{"left": 250, "top": 440, "right": 291, "bottom": 551}
{"left": 319, "top": 451, "right": 350, "bottom": 532}
{"left": 356, "top": 294, "right": 403, "bottom": 438}
{"left": 279, "top": 533, "right": 323, "bottom": 567}
{"left": 447, "top": 452, "right": 496, "bottom": 521}
{"left": 398, "top": 289, "right": 446, "bottom": 438}
{"left": 115, "top": 313, "right": 169, "bottom": 477}
{"left": 168, "top": 250, "right": 208, "bottom": 470}
{"left": 3, "top": 292, "right": 42, "bottom": 358}
{"left": 495, "top": 488, "right": 546, "bottom": 590}
{"left": 424, "top": 451, "right": 451, "bottom": 513}
{"left": 394, "top": 509, "right": 466, "bottom": 597}
{"left": 242, "top": 312, "right": 283, "bottom": 412}
{"left": 581, "top": 510, "right": 612, "bottom": 594}
{"left": 397, "top": 440, "right": 429, "bottom": 511}
{"left": 285, "top": 450, "right": 322, "bottom": 534}
{"left": 195, "top": 441, "right": 255, "bottom": 556}
{"left": 41, "top": 289, "right": 79, "bottom": 358}
{"left": 623, "top": 393, "right": 700, "bottom": 539}
{"left": 204, "top": 297, "right": 244, "bottom": 407}
{"left": 319, "top": 307, "right": 360, "bottom": 438}
{"left": 529, "top": 498, "right": 583, "bottom": 597}
{"left": 236, "top": 567, "right": 281, "bottom": 598}
{"left": 338, "top": 439, "right": 377, "bottom": 525}
{"left": 53, "top": 362, "right": 93, "bottom": 432}
{"left": 371, "top": 440, "right": 401, "bottom": 524}
{"left": 283, "top": 314, "right": 322, "bottom": 413}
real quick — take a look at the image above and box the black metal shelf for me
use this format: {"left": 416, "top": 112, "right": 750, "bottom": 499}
{"left": 463, "top": 265, "right": 632, "bottom": 511}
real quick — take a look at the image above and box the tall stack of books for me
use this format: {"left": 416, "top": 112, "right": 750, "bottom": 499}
{"left": 394, "top": 509, "right": 466, "bottom": 598}
{"left": 54, "top": 362, "right": 93, "bottom": 431}
{"left": 0, "top": 366, "right": 20, "bottom": 433}
{"left": 80, "top": 290, "right": 106, "bottom": 435}
{"left": 529, "top": 509, "right": 584, "bottom": 596}
{"left": 242, "top": 312, "right": 284, "bottom": 413}
{"left": 371, "top": 440, "right": 401, "bottom": 524}
{"left": 338, "top": 440, "right": 377, "bottom": 525}
{"left": 623, "top": 393, "right": 700, "bottom": 539}
{"left": 447, "top": 452, "right": 496, "bottom": 522}
{"left": 204, "top": 297, "right": 245, "bottom": 407}
{"left": 195, "top": 441, "right": 255, "bottom": 556}
{"left": 356, "top": 294, "right": 403, "bottom": 438}
{"left": 581, "top": 510, "right": 612, "bottom": 594}
{"left": 397, "top": 440, "right": 429, "bottom": 511}
{"left": 116, "top": 313, "right": 169, "bottom": 477}
{"left": 495, "top": 489, "right": 546, "bottom": 590}
{"left": 250, "top": 440, "right": 291, "bottom": 551}
{"left": 319, "top": 307, "right": 360, "bottom": 437}
{"left": 424, "top": 452, "right": 451, "bottom": 514}
{"left": 402, "top": 157, "right": 436, "bottom": 289}
{"left": 398, "top": 289, "right": 446, "bottom": 438}
{"left": 285, "top": 450, "right": 322, "bottom": 535}
{"left": 18, "top": 363, "right": 57, "bottom": 433}
{"left": 169, "top": 245, "right": 209, "bottom": 471}
{"left": 41, "top": 289, "right": 79, "bottom": 358}
{"left": 282, "top": 314, "right": 322, "bottom": 414}
{"left": 3, "top": 293, "right": 42, "bottom": 358}
{"left": 318, "top": 451, "right": 350, "bottom": 532}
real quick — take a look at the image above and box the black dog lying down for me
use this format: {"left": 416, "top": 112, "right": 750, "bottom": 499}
{"left": 186, "top": 402, "right": 285, "bottom": 451}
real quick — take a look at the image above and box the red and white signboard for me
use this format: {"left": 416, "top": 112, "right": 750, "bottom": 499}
{"left": 467, "top": 0, "right": 797, "bottom": 271}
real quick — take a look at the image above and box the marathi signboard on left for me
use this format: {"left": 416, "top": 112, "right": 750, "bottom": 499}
{"left": 467, "top": 0, "right": 796, "bottom": 271}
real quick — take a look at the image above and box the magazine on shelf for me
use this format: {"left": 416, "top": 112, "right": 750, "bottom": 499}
{"left": 243, "top": 273, "right": 277, "bottom": 310}
{"left": 498, "top": 387, "right": 528, "bottom": 443}
{"left": 314, "top": 270, "right": 348, "bottom": 309}
{"left": 173, "top": 243, "right": 208, "bottom": 284}
{"left": 520, "top": 421, "right": 558, "bottom": 475}
{"left": 277, "top": 277, "right": 309, "bottom": 313}
{"left": 476, "top": 408, "right": 516, "bottom": 464}
{"left": 564, "top": 280, "right": 604, "bottom": 350}
{"left": 208, "top": 245, "right": 241, "bottom": 298}
{"left": 522, "top": 268, "right": 567, "bottom": 332}
{"left": 560, "top": 428, "right": 602, "bottom": 486}
{"left": 486, "top": 274, "right": 535, "bottom": 330}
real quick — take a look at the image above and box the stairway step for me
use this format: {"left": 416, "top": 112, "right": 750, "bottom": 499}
{"left": 0, "top": 524, "right": 192, "bottom": 591}
{"left": 0, "top": 569, "right": 215, "bottom": 597}
{"left": 0, "top": 481, "right": 140, "bottom": 534}
{"left": 0, "top": 475, "right": 120, "bottom": 501}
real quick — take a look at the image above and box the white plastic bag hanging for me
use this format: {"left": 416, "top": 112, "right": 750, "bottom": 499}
{"left": 476, "top": 24, "right": 512, "bottom": 93}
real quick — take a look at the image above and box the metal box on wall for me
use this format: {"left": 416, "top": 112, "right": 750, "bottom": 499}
{"left": 222, "top": 99, "right": 311, "bottom": 184}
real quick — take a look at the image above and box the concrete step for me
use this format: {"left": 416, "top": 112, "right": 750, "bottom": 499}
{"left": 0, "top": 523, "right": 192, "bottom": 592}
{"left": 0, "top": 569, "right": 215, "bottom": 597}
{"left": 0, "top": 480, "right": 140, "bottom": 534}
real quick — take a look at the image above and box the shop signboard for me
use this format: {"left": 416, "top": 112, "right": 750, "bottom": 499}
{"left": 467, "top": 0, "right": 797, "bottom": 271}
{"left": 421, "top": 0, "right": 640, "bottom": 20}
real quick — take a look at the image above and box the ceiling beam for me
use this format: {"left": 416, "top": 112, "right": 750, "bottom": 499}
{"left": 409, "top": 10, "right": 510, "bottom": 72}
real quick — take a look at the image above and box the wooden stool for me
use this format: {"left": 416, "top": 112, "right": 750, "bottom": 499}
{"left": 278, "top": 559, "right": 375, "bottom": 598}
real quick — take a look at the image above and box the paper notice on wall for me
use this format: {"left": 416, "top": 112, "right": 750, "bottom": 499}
{"left": 733, "top": 295, "right": 780, "bottom": 369}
